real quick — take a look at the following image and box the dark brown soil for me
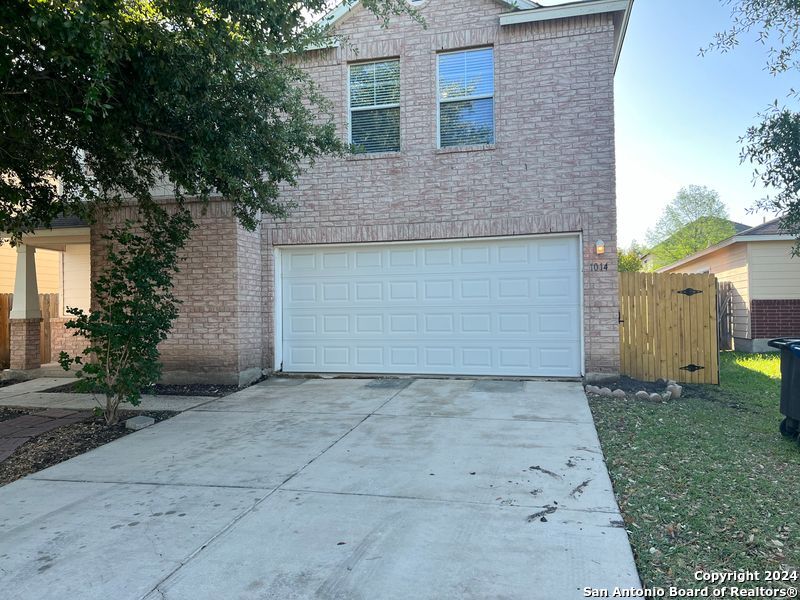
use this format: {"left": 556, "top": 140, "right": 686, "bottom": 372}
{"left": 0, "top": 409, "right": 176, "bottom": 487}
{"left": 595, "top": 376, "right": 670, "bottom": 395}
{"left": 43, "top": 381, "right": 240, "bottom": 397}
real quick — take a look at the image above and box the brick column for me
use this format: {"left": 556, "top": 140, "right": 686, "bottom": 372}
{"left": 10, "top": 318, "right": 42, "bottom": 370}
{"left": 10, "top": 244, "right": 42, "bottom": 371}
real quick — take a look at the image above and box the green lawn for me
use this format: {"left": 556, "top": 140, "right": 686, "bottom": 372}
{"left": 590, "top": 352, "right": 799, "bottom": 588}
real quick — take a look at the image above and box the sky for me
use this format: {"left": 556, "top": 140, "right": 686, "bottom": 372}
{"left": 613, "top": 0, "right": 796, "bottom": 247}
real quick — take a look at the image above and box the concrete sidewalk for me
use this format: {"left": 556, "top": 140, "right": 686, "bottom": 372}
{"left": 0, "top": 377, "right": 640, "bottom": 599}
{"left": 0, "top": 378, "right": 212, "bottom": 412}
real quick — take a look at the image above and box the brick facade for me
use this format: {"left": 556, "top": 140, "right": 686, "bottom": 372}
{"left": 90, "top": 201, "right": 261, "bottom": 385}
{"left": 751, "top": 299, "right": 800, "bottom": 339}
{"left": 10, "top": 318, "right": 41, "bottom": 370}
{"left": 49, "top": 317, "right": 88, "bottom": 361}
{"left": 264, "top": 1, "right": 621, "bottom": 377}
{"left": 86, "top": 0, "right": 623, "bottom": 383}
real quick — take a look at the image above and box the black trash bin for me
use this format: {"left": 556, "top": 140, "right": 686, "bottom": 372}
{"left": 767, "top": 338, "right": 800, "bottom": 438}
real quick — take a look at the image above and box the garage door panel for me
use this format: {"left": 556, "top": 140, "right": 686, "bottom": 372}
{"left": 283, "top": 341, "right": 581, "bottom": 376}
{"left": 280, "top": 237, "right": 581, "bottom": 376}
{"left": 285, "top": 308, "right": 580, "bottom": 340}
{"left": 283, "top": 273, "right": 579, "bottom": 309}
{"left": 282, "top": 240, "right": 578, "bottom": 277}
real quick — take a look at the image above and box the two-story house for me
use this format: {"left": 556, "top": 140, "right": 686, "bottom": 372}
{"left": 6, "top": 0, "right": 632, "bottom": 385}
{"left": 257, "top": 0, "right": 632, "bottom": 383}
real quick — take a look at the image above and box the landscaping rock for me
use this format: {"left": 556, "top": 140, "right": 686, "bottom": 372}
{"left": 635, "top": 390, "right": 650, "bottom": 401}
{"left": 585, "top": 385, "right": 601, "bottom": 395}
{"left": 125, "top": 416, "right": 155, "bottom": 431}
{"left": 662, "top": 392, "right": 672, "bottom": 402}
{"left": 667, "top": 384, "right": 683, "bottom": 399}
{"left": 612, "top": 389, "right": 627, "bottom": 399}
{"left": 649, "top": 393, "right": 663, "bottom": 403}
{"left": 599, "top": 387, "right": 613, "bottom": 397}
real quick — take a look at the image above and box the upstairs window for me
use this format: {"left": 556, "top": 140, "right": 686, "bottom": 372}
{"left": 437, "top": 47, "right": 495, "bottom": 148}
{"left": 349, "top": 59, "right": 401, "bottom": 153}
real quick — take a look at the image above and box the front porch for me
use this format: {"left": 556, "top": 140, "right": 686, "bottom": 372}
{"left": 0, "top": 222, "right": 91, "bottom": 374}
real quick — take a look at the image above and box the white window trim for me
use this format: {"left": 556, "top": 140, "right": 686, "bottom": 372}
{"left": 347, "top": 59, "right": 401, "bottom": 150}
{"left": 436, "top": 47, "right": 495, "bottom": 149}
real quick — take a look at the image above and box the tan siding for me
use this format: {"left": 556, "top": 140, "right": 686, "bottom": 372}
{"left": 0, "top": 245, "right": 61, "bottom": 294}
{"left": 62, "top": 243, "right": 90, "bottom": 314}
{"left": 34, "top": 249, "right": 61, "bottom": 294}
{"left": 748, "top": 240, "right": 800, "bottom": 300}
{"left": 663, "top": 243, "right": 750, "bottom": 338}
{"left": 0, "top": 245, "right": 14, "bottom": 294}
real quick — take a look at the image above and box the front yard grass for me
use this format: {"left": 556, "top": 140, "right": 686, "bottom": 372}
{"left": 590, "top": 352, "right": 799, "bottom": 589}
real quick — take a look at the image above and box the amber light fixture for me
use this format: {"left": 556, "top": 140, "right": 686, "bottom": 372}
{"left": 595, "top": 239, "right": 605, "bottom": 255}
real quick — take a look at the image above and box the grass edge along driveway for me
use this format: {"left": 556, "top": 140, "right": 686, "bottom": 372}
{"left": 590, "top": 353, "right": 799, "bottom": 590}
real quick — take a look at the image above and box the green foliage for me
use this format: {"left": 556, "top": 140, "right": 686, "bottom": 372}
{"left": 59, "top": 208, "right": 194, "bottom": 425}
{"left": 707, "top": 1, "right": 800, "bottom": 249}
{"left": 0, "top": 0, "right": 416, "bottom": 239}
{"left": 744, "top": 107, "right": 800, "bottom": 254}
{"left": 618, "top": 241, "right": 645, "bottom": 272}
{"left": 645, "top": 186, "right": 736, "bottom": 269}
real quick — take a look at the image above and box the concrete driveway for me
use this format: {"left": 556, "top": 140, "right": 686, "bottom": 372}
{"left": 0, "top": 378, "right": 639, "bottom": 599}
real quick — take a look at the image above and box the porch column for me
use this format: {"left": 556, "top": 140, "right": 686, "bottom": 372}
{"left": 9, "top": 245, "right": 41, "bottom": 370}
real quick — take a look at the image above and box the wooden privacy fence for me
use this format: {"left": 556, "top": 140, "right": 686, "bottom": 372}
{"left": 717, "top": 281, "right": 734, "bottom": 351}
{"left": 619, "top": 272, "right": 719, "bottom": 385}
{"left": 0, "top": 293, "right": 60, "bottom": 368}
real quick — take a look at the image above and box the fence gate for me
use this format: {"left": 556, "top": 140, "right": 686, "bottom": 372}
{"left": 619, "top": 272, "right": 719, "bottom": 384}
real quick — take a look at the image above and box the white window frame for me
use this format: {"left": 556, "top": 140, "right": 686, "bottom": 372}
{"left": 347, "top": 58, "right": 401, "bottom": 152}
{"left": 436, "top": 47, "right": 495, "bottom": 149}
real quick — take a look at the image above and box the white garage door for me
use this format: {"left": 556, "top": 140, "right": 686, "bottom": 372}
{"left": 278, "top": 235, "right": 582, "bottom": 376}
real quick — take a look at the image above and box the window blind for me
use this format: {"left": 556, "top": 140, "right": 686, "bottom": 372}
{"left": 350, "top": 60, "right": 400, "bottom": 153}
{"left": 438, "top": 48, "right": 494, "bottom": 147}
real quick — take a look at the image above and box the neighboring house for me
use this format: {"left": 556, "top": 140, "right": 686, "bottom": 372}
{"left": 659, "top": 218, "right": 800, "bottom": 353}
{"left": 641, "top": 218, "right": 752, "bottom": 271}
{"left": 6, "top": 0, "right": 633, "bottom": 383}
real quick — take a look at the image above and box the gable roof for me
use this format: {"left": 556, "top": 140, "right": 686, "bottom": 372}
{"left": 321, "top": 0, "right": 540, "bottom": 28}
{"left": 737, "top": 217, "right": 787, "bottom": 237}
{"left": 657, "top": 217, "right": 793, "bottom": 273}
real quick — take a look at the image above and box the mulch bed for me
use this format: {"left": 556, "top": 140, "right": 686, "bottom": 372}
{"left": 592, "top": 375, "right": 671, "bottom": 395}
{"left": 43, "top": 381, "right": 240, "bottom": 397}
{"left": 0, "top": 409, "right": 176, "bottom": 487}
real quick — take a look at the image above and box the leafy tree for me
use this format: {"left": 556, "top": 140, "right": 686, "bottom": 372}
{"left": 618, "top": 241, "right": 645, "bottom": 272}
{"left": 59, "top": 208, "right": 193, "bottom": 425}
{"left": 706, "top": 0, "right": 800, "bottom": 252}
{"left": 0, "top": 0, "right": 416, "bottom": 238}
{"left": 645, "top": 185, "right": 736, "bottom": 269}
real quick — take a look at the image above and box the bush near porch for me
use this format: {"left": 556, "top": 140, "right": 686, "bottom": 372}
{"left": 590, "top": 353, "right": 799, "bottom": 589}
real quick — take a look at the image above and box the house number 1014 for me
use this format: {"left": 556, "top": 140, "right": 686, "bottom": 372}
{"left": 590, "top": 263, "right": 609, "bottom": 272}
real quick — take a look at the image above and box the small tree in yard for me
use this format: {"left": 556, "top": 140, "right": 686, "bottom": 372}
{"left": 618, "top": 241, "right": 646, "bottom": 272}
{"left": 59, "top": 208, "right": 193, "bottom": 425}
{"left": 645, "top": 185, "right": 736, "bottom": 269}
